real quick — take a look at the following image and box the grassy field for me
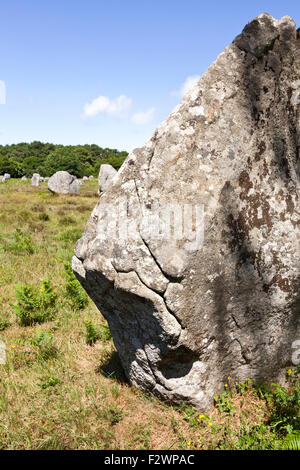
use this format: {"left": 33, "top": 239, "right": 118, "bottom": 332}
{"left": 0, "top": 179, "right": 299, "bottom": 450}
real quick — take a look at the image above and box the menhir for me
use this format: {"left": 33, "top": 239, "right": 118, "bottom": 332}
{"left": 73, "top": 13, "right": 300, "bottom": 411}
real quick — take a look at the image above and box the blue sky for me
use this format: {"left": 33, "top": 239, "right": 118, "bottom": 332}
{"left": 0, "top": 0, "right": 300, "bottom": 152}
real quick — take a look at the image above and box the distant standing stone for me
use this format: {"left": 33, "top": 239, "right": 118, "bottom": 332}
{"left": 0, "top": 174, "right": 10, "bottom": 182}
{"left": 89, "top": 175, "right": 94, "bottom": 180}
{"left": 21, "top": 176, "right": 27, "bottom": 181}
{"left": 48, "top": 171, "right": 79, "bottom": 194}
{"left": 98, "top": 164, "right": 117, "bottom": 193}
{"left": 31, "top": 173, "right": 40, "bottom": 186}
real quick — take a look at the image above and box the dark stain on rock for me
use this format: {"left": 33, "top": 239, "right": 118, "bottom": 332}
{"left": 255, "top": 141, "right": 267, "bottom": 161}
{"left": 285, "top": 193, "right": 295, "bottom": 214}
{"left": 239, "top": 170, "right": 253, "bottom": 200}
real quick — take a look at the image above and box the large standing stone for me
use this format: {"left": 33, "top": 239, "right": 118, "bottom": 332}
{"left": 48, "top": 171, "right": 79, "bottom": 194}
{"left": 98, "top": 164, "right": 117, "bottom": 193}
{"left": 73, "top": 14, "right": 300, "bottom": 411}
{"left": 31, "top": 173, "right": 40, "bottom": 186}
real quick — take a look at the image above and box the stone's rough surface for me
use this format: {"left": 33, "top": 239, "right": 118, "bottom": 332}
{"left": 73, "top": 14, "right": 300, "bottom": 411}
{"left": 48, "top": 171, "right": 79, "bottom": 194}
{"left": 98, "top": 164, "right": 117, "bottom": 193}
{"left": 31, "top": 173, "right": 40, "bottom": 186}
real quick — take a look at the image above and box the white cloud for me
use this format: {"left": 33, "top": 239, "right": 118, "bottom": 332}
{"left": 171, "top": 75, "right": 201, "bottom": 98}
{"left": 131, "top": 107, "right": 155, "bottom": 125}
{"left": 81, "top": 93, "right": 155, "bottom": 126}
{"left": 81, "top": 94, "right": 132, "bottom": 119}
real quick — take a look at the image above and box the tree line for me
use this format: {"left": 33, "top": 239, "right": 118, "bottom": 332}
{"left": 0, "top": 141, "right": 128, "bottom": 178}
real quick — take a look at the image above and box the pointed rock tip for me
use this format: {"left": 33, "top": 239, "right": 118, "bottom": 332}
{"left": 234, "top": 12, "right": 296, "bottom": 58}
{"left": 256, "top": 12, "right": 296, "bottom": 28}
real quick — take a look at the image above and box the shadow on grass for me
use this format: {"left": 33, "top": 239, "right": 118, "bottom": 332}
{"left": 96, "top": 350, "right": 128, "bottom": 384}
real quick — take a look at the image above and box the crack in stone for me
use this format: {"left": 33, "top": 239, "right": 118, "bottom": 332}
{"left": 133, "top": 177, "right": 184, "bottom": 282}
{"left": 130, "top": 178, "right": 188, "bottom": 332}
{"left": 233, "top": 337, "right": 250, "bottom": 364}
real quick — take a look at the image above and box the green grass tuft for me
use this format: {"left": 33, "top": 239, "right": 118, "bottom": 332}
{"left": 13, "top": 278, "right": 57, "bottom": 326}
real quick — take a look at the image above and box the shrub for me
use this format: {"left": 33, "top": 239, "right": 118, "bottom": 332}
{"left": 98, "top": 323, "right": 111, "bottom": 341}
{"left": 283, "top": 430, "right": 300, "bottom": 450}
{"left": 214, "top": 391, "right": 236, "bottom": 414}
{"left": 85, "top": 319, "right": 99, "bottom": 345}
{"left": 13, "top": 278, "right": 57, "bottom": 326}
{"left": 38, "top": 212, "right": 50, "bottom": 221}
{"left": 269, "top": 380, "right": 300, "bottom": 432}
{"left": 38, "top": 375, "right": 60, "bottom": 389}
{"left": 64, "top": 262, "right": 88, "bottom": 310}
{"left": 84, "top": 319, "right": 111, "bottom": 346}
{"left": 3, "top": 229, "right": 36, "bottom": 254}
{"left": 30, "top": 328, "right": 57, "bottom": 360}
{"left": 0, "top": 314, "right": 10, "bottom": 331}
